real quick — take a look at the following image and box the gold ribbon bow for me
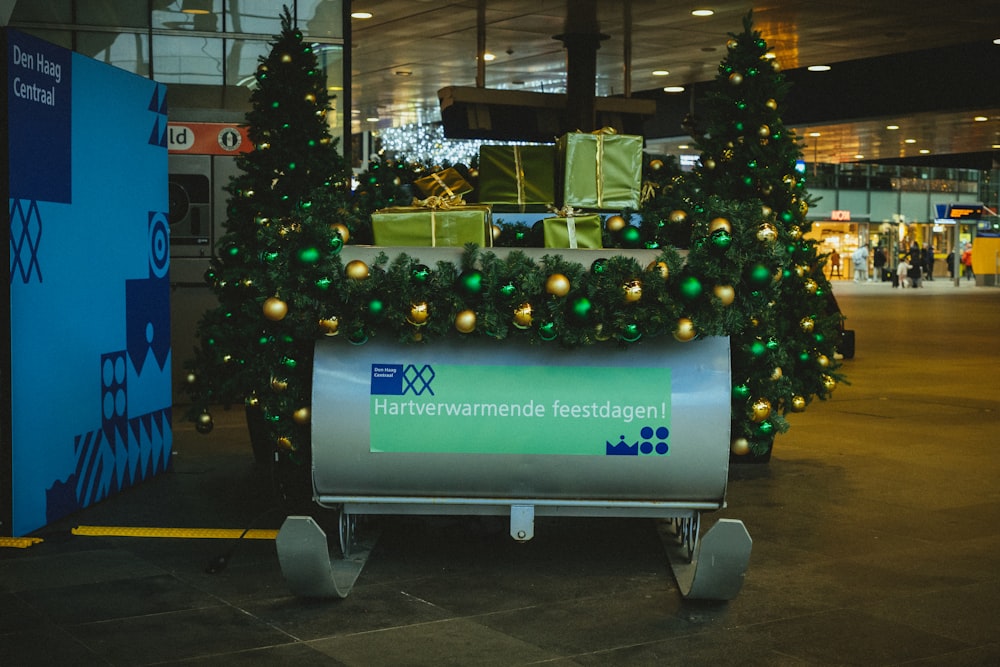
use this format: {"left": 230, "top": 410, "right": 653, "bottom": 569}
{"left": 640, "top": 181, "right": 658, "bottom": 203}
{"left": 548, "top": 205, "right": 580, "bottom": 248}
{"left": 412, "top": 194, "right": 465, "bottom": 209}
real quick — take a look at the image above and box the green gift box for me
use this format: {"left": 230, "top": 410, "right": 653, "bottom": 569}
{"left": 542, "top": 213, "right": 603, "bottom": 249}
{"left": 372, "top": 205, "right": 493, "bottom": 247}
{"left": 413, "top": 167, "right": 473, "bottom": 200}
{"left": 557, "top": 131, "right": 643, "bottom": 210}
{"left": 478, "top": 145, "right": 556, "bottom": 206}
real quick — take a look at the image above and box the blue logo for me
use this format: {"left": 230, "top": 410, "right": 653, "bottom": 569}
{"left": 371, "top": 363, "right": 435, "bottom": 396}
{"left": 606, "top": 425, "right": 670, "bottom": 456}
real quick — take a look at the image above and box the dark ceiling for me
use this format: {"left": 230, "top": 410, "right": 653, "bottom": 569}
{"left": 349, "top": 0, "right": 1000, "bottom": 169}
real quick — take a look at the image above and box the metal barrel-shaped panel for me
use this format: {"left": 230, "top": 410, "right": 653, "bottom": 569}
{"left": 311, "top": 335, "right": 732, "bottom": 507}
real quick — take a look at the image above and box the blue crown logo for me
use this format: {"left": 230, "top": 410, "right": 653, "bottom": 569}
{"left": 605, "top": 425, "right": 670, "bottom": 457}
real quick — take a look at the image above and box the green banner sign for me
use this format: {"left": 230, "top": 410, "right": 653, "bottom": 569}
{"left": 369, "top": 363, "right": 671, "bottom": 456}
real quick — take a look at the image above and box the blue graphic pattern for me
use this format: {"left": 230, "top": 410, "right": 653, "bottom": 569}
{"left": 9, "top": 199, "right": 43, "bottom": 283}
{"left": 606, "top": 425, "right": 670, "bottom": 456}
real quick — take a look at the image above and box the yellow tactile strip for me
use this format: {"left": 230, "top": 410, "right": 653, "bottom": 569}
{"left": 71, "top": 526, "right": 279, "bottom": 540}
{"left": 0, "top": 537, "right": 44, "bottom": 548}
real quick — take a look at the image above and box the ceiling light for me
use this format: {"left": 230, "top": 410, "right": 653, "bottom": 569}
{"left": 662, "top": 86, "right": 685, "bottom": 93}
{"left": 181, "top": 0, "right": 212, "bottom": 14}
{"left": 481, "top": 53, "right": 496, "bottom": 61}
{"left": 973, "top": 115, "right": 988, "bottom": 122}
{"left": 904, "top": 138, "right": 917, "bottom": 144}
{"left": 854, "top": 154, "right": 865, "bottom": 159}
{"left": 350, "top": 11, "right": 373, "bottom": 19}
{"left": 886, "top": 125, "right": 900, "bottom": 130}
{"left": 365, "top": 116, "right": 379, "bottom": 122}
{"left": 394, "top": 70, "right": 412, "bottom": 77}
{"left": 807, "top": 65, "right": 831, "bottom": 72}
{"left": 652, "top": 70, "right": 670, "bottom": 76}
{"left": 919, "top": 149, "right": 930, "bottom": 154}
{"left": 808, "top": 132, "right": 821, "bottom": 137}
{"left": 678, "top": 144, "right": 690, "bottom": 149}
{"left": 691, "top": 10, "right": 715, "bottom": 17}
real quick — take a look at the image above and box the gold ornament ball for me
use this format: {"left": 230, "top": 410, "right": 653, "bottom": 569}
{"left": 713, "top": 284, "right": 736, "bottom": 306}
{"left": 800, "top": 316, "right": 815, "bottom": 333}
{"left": 751, "top": 398, "right": 772, "bottom": 423}
{"left": 791, "top": 395, "right": 807, "bottom": 412}
{"left": 709, "top": 217, "right": 732, "bottom": 234}
{"left": 761, "top": 204, "right": 773, "bottom": 218}
{"left": 816, "top": 354, "right": 830, "bottom": 368}
{"left": 271, "top": 376, "right": 288, "bottom": 392}
{"left": 765, "top": 98, "right": 778, "bottom": 110}
{"left": 293, "top": 407, "right": 311, "bottom": 425}
{"left": 804, "top": 278, "right": 819, "bottom": 294}
{"left": 789, "top": 225, "right": 802, "bottom": 240}
{"left": 492, "top": 224, "right": 503, "bottom": 242}
{"left": 731, "top": 437, "right": 751, "bottom": 456}
{"left": 758, "top": 124, "right": 771, "bottom": 137}
{"left": 648, "top": 260, "right": 670, "bottom": 280}
{"left": 455, "top": 309, "right": 477, "bottom": 334}
{"left": 673, "top": 317, "right": 697, "bottom": 342}
{"left": 622, "top": 279, "right": 643, "bottom": 303}
{"left": 703, "top": 158, "right": 716, "bottom": 170}
{"left": 794, "top": 264, "right": 806, "bottom": 278}
{"left": 771, "top": 366, "right": 783, "bottom": 381}
{"left": 319, "top": 316, "right": 340, "bottom": 336}
{"left": 822, "top": 374, "right": 837, "bottom": 392}
{"left": 756, "top": 222, "right": 778, "bottom": 243}
{"left": 277, "top": 436, "right": 294, "bottom": 451}
{"left": 726, "top": 38, "right": 738, "bottom": 50}
{"left": 345, "top": 259, "right": 370, "bottom": 280}
{"left": 262, "top": 296, "right": 288, "bottom": 321}
{"left": 799, "top": 199, "right": 809, "bottom": 215}
{"left": 546, "top": 273, "right": 571, "bottom": 297}
{"left": 280, "top": 53, "right": 292, "bottom": 63}
{"left": 669, "top": 209, "right": 687, "bottom": 224}
{"left": 513, "top": 303, "right": 533, "bottom": 328}
{"left": 649, "top": 158, "right": 664, "bottom": 171}
{"left": 185, "top": 372, "right": 197, "bottom": 385}
{"left": 331, "top": 222, "right": 350, "bottom": 243}
{"left": 750, "top": 317, "right": 760, "bottom": 328}
{"left": 407, "top": 301, "right": 430, "bottom": 326}
{"left": 605, "top": 215, "right": 627, "bottom": 232}
{"left": 196, "top": 412, "right": 213, "bottom": 433}
{"left": 728, "top": 72, "right": 743, "bottom": 86}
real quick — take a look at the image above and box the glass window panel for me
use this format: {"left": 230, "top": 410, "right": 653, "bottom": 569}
{"left": 9, "top": 0, "right": 71, "bottom": 23}
{"left": 77, "top": 0, "right": 149, "bottom": 29}
{"left": 152, "top": 34, "right": 224, "bottom": 85}
{"left": 224, "top": 37, "right": 270, "bottom": 88}
{"left": 300, "top": 0, "right": 343, "bottom": 39}
{"left": 225, "top": 0, "right": 282, "bottom": 35}
{"left": 153, "top": 0, "right": 221, "bottom": 32}
{"left": 77, "top": 32, "right": 149, "bottom": 77}
{"left": 7, "top": 28, "right": 72, "bottom": 49}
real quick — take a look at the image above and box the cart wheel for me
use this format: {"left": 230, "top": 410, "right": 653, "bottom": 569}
{"left": 338, "top": 511, "right": 356, "bottom": 558}
{"left": 668, "top": 513, "right": 701, "bottom": 563}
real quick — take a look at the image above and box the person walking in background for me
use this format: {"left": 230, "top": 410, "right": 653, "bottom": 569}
{"left": 852, "top": 243, "right": 869, "bottom": 282}
{"left": 873, "top": 243, "right": 887, "bottom": 281}
{"left": 923, "top": 243, "right": 935, "bottom": 281}
{"left": 947, "top": 249, "right": 955, "bottom": 279}
{"left": 829, "top": 249, "right": 842, "bottom": 278}
{"left": 961, "top": 243, "right": 974, "bottom": 281}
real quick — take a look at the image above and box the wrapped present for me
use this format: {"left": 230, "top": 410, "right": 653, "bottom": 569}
{"left": 372, "top": 200, "right": 492, "bottom": 247}
{"left": 557, "top": 129, "right": 643, "bottom": 210}
{"left": 413, "top": 167, "right": 473, "bottom": 200}
{"left": 542, "top": 209, "right": 603, "bottom": 249}
{"left": 478, "top": 145, "right": 556, "bottom": 206}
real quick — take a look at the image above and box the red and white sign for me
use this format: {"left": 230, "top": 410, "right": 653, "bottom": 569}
{"left": 168, "top": 122, "right": 252, "bottom": 155}
{"left": 830, "top": 210, "right": 851, "bottom": 221}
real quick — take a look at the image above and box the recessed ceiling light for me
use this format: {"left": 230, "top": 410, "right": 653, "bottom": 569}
{"left": 807, "top": 65, "right": 831, "bottom": 72}
{"left": 652, "top": 70, "right": 670, "bottom": 76}
{"left": 854, "top": 154, "right": 865, "bottom": 159}
{"left": 904, "top": 138, "right": 917, "bottom": 144}
{"left": 482, "top": 53, "right": 496, "bottom": 61}
{"left": 691, "top": 9, "right": 714, "bottom": 17}
{"left": 350, "top": 11, "right": 373, "bottom": 19}
{"left": 394, "top": 70, "right": 412, "bottom": 77}
{"left": 808, "top": 132, "right": 821, "bottom": 137}
{"left": 886, "top": 125, "right": 900, "bottom": 130}
{"left": 919, "top": 149, "right": 930, "bottom": 154}
{"left": 662, "top": 86, "right": 685, "bottom": 93}
{"left": 365, "top": 116, "right": 379, "bottom": 122}
{"left": 678, "top": 144, "right": 690, "bottom": 149}
{"left": 973, "top": 115, "right": 988, "bottom": 122}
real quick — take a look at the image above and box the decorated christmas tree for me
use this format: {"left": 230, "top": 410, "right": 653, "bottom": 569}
{"left": 184, "top": 7, "right": 356, "bottom": 470}
{"left": 687, "top": 12, "right": 844, "bottom": 458}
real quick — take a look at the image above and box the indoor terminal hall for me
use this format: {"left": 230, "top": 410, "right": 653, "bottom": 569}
{"left": 2, "top": 1, "right": 999, "bottom": 665}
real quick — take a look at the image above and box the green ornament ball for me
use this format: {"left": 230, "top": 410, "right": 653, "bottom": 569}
{"left": 680, "top": 276, "right": 703, "bottom": 301}
{"left": 457, "top": 269, "right": 484, "bottom": 297}
{"left": 348, "top": 330, "right": 369, "bottom": 345}
{"left": 315, "top": 277, "right": 332, "bottom": 290}
{"left": 710, "top": 229, "right": 732, "bottom": 250}
{"left": 749, "top": 263, "right": 772, "bottom": 287}
{"left": 412, "top": 264, "right": 431, "bottom": 282}
{"left": 620, "top": 226, "right": 641, "bottom": 248}
{"left": 298, "top": 247, "right": 320, "bottom": 264}
{"left": 500, "top": 282, "right": 516, "bottom": 297}
{"left": 571, "top": 297, "right": 592, "bottom": 322}
{"left": 732, "top": 383, "right": 751, "bottom": 400}
{"left": 591, "top": 258, "right": 608, "bottom": 274}
{"left": 538, "top": 322, "right": 557, "bottom": 341}
{"left": 368, "top": 299, "right": 384, "bottom": 316}
{"left": 328, "top": 235, "right": 343, "bottom": 253}
{"left": 750, "top": 340, "right": 767, "bottom": 357}
{"left": 620, "top": 323, "right": 642, "bottom": 343}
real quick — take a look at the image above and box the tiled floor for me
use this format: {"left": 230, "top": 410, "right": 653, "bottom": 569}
{"left": 3, "top": 276, "right": 999, "bottom": 666}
